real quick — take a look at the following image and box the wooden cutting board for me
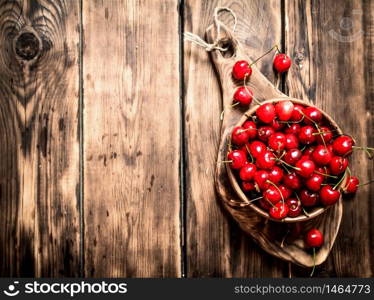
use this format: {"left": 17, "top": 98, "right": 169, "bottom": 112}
{"left": 207, "top": 25, "right": 343, "bottom": 268}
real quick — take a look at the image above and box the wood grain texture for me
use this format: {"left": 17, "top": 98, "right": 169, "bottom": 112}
{"left": 0, "top": 0, "right": 81, "bottom": 276}
{"left": 183, "top": 0, "right": 286, "bottom": 277}
{"left": 82, "top": 0, "right": 181, "bottom": 277}
{"left": 285, "top": 0, "right": 374, "bottom": 277}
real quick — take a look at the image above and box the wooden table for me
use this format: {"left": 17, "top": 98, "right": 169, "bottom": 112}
{"left": 0, "top": 0, "right": 373, "bottom": 277}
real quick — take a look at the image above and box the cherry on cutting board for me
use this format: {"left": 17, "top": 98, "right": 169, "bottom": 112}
{"left": 273, "top": 53, "right": 292, "bottom": 73}
{"left": 232, "top": 60, "right": 252, "bottom": 80}
{"left": 233, "top": 86, "right": 253, "bottom": 105}
{"left": 306, "top": 228, "right": 324, "bottom": 248}
{"left": 305, "top": 228, "right": 324, "bottom": 277}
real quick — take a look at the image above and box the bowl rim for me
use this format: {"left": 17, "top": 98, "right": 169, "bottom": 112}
{"left": 226, "top": 97, "right": 346, "bottom": 223}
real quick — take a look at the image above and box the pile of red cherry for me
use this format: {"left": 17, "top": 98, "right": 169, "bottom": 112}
{"left": 224, "top": 49, "right": 372, "bottom": 275}
{"left": 227, "top": 100, "right": 358, "bottom": 220}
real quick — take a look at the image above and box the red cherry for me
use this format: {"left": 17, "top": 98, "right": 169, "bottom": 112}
{"left": 242, "top": 181, "right": 255, "bottom": 192}
{"left": 271, "top": 119, "right": 285, "bottom": 131}
{"left": 269, "top": 166, "right": 284, "bottom": 184}
{"left": 286, "top": 198, "right": 302, "bottom": 217}
{"left": 295, "top": 159, "right": 315, "bottom": 178}
{"left": 283, "top": 172, "right": 302, "bottom": 190}
{"left": 305, "top": 173, "right": 324, "bottom": 192}
{"left": 344, "top": 176, "right": 359, "bottom": 194}
{"left": 290, "top": 105, "right": 304, "bottom": 122}
{"left": 273, "top": 53, "right": 292, "bottom": 73}
{"left": 298, "top": 126, "right": 316, "bottom": 144}
{"left": 275, "top": 100, "right": 294, "bottom": 121}
{"left": 332, "top": 135, "right": 354, "bottom": 156}
{"left": 254, "top": 170, "right": 270, "bottom": 190}
{"left": 239, "top": 163, "right": 257, "bottom": 181}
{"left": 227, "top": 150, "right": 247, "bottom": 170}
{"left": 249, "top": 141, "right": 267, "bottom": 158}
{"left": 279, "top": 185, "right": 292, "bottom": 200}
{"left": 315, "top": 126, "right": 333, "bottom": 144}
{"left": 268, "top": 132, "right": 286, "bottom": 151}
{"left": 259, "top": 198, "right": 271, "bottom": 210}
{"left": 242, "top": 121, "right": 257, "bottom": 140}
{"left": 258, "top": 126, "right": 275, "bottom": 142}
{"left": 320, "top": 185, "right": 340, "bottom": 205}
{"left": 329, "top": 156, "right": 348, "bottom": 175}
{"left": 285, "top": 133, "right": 299, "bottom": 150}
{"left": 269, "top": 202, "right": 289, "bottom": 219}
{"left": 256, "top": 103, "right": 276, "bottom": 124}
{"left": 256, "top": 151, "right": 276, "bottom": 170}
{"left": 299, "top": 189, "right": 319, "bottom": 207}
{"left": 263, "top": 186, "right": 282, "bottom": 204}
{"left": 233, "top": 86, "right": 253, "bottom": 105}
{"left": 232, "top": 60, "right": 252, "bottom": 80}
{"left": 306, "top": 229, "right": 324, "bottom": 248}
{"left": 284, "top": 148, "right": 302, "bottom": 165}
{"left": 231, "top": 126, "right": 250, "bottom": 145}
{"left": 316, "top": 166, "right": 330, "bottom": 177}
{"left": 311, "top": 145, "right": 333, "bottom": 166}
{"left": 303, "top": 107, "right": 322, "bottom": 125}
{"left": 285, "top": 123, "right": 301, "bottom": 135}
{"left": 303, "top": 146, "right": 315, "bottom": 157}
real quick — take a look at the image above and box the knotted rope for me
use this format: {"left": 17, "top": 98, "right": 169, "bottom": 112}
{"left": 183, "top": 7, "right": 237, "bottom": 52}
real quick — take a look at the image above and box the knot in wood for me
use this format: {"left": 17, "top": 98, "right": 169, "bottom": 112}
{"left": 15, "top": 32, "right": 40, "bottom": 60}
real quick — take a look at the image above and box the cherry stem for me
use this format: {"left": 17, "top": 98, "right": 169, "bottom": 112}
{"left": 249, "top": 44, "right": 279, "bottom": 67}
{"left": 221, "top": 102, "right": 242, "bottom": 120}
{"left": 278, "top": 119, "right": 304, "bottom": 124}
{"left": 245, "top": 144, "right": 254, "bottom": 163}
{"left": 312, "top": 130, "right": 335, "bottom": 136}
{"left": 314, "top": 170, "right": 338, "bottom": 179}
{"left": 352, "top": 146, "right": 374, "bottom": 152}
{"left": 275, "top": 158, "right": 300, "bottom": 171}
{"left": 299, "top": 110, "right": 326, "bottom": 147}
{"left": 243, "top": 74, "right": 261, "bottom": 105}
{"left": 264, "top": 197, "right": 277, "bottom": 209}
{"left": 221, "top": 160, "right": 233, "bottom": 163}
{"left": 302, "top": 207, "right": 310, "bottom": 217}
{"left": 333, "top": 170, "right": 347, "bottom": 190}
{"left": 229, "top": 196, "right": 263, "bottom": 207}
{"left": 310, "top": 247, "right": 316, "bottom": 277}
{"left": 357, "top": 180, "right": 374, "bottom": 187}
{"left": 266, "top": 180, "right": 285, "bottom": 203}
{"left": 249, "top": 196, "right": 263, "bottom": 203}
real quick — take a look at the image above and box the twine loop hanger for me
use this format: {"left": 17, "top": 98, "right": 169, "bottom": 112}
{"left": 183, "top": 7, "right": 237, "bottom": 52}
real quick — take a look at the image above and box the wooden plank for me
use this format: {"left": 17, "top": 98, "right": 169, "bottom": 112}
{"left": 285, "top": 0, "right": 374, "bottom": 277}
{"left": 0, "top": 0, "right": 81, "bottom": 276}
{"left": 184, "top": 0, "right": 286, "bottom": 277}
{"left": 83, "top": 0, "right": 181, "bottom": 277}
